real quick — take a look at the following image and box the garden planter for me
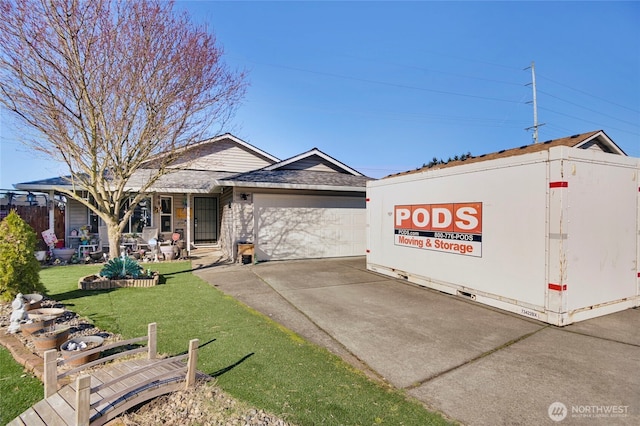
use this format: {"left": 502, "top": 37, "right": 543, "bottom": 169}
{"left": 34, "top": 250, "right": 47, "bottom": 262}
{"left": 20, "top": 316, "right": 55, "bottom": 336}
{"left": 28, "top": 307, "right": 64, "bottom": 321}
{"left": 159, "top": 244, "right": 174, "bottom": 260}
{"left": 90, "top": 251, "right": 104, "bottom": 261}
{"left": 61, "top": 336, "right": 104, "bottom": 366}
{"left": 52, "top": 247, "right": 75, "bottom": 261}
{"left": 32, "top": 325, "right": 70, "bottom": 352}
{"left": 22, "top": 293, "right": 43, "bottom": 310}
{"left": 78, "top": 273, "right": 160, "bottom": 290}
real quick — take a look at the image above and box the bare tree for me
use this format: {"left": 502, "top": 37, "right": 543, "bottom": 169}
{"left": 0, "top": 0, "right": 247, "bottom": 258}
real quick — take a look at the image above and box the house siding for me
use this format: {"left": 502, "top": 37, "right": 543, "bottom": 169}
{"left": 66, "top": 199, "right": 88, "bottom": 247}
{"left": 218, "top": 188, "right": 234, "bottom": 258}
{"left": 278, "top": 155, "right": 344, "bottom": 173}
{"left": 171, "top": 139, "right": 275, "bottom": 172}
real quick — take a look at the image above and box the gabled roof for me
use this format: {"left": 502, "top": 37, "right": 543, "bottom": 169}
{"left": 185, "top": 133, "right": 280, "bottom": 163}
{"left": 389, "top": 130, "right": 626, "bottom": 178}
{"left": 154, "top": 133, "right": 280, "bottom": 167}
{"left": 264, "top": 148, "right": 364, "bottom": 176}
{"left": 218, "top": 169, "right": 371, "bottom": 192}
{"left": 13, "top": 135, "right": 371, "bottom": 193}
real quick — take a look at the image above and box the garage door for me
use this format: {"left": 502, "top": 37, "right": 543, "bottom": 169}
{"left": 254, "top": 194, "right": 366, "bottom": 261}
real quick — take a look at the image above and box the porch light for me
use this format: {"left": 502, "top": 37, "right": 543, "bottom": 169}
{"left": 26, "top": 192, "right": 37, "bottom": 206}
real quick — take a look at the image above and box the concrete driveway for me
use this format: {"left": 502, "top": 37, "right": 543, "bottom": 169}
{"left": 193, "top": 256, "right": 639, "bottom": 425}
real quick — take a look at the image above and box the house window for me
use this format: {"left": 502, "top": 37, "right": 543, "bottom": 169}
{"left": 160, "top": 196, "right": 172, "bottom": 233}
{"left": 119, "top": 196, "right": 152, "bottom": 234}
{"left": 86, "top": 194, "right": 99, "bottom": 233}
{"left": 88, "top": 210, "right": 98, "bottom": 234}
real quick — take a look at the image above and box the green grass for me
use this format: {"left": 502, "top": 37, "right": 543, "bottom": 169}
{"left": 0, "top": 347, "right": 43, "bottom": 424}
{"left": 11, "top": 262, "right": 450, "bottom": 425}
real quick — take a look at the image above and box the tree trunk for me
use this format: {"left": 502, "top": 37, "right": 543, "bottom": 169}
{"left": 107, "top": 222, "right": 122, "bottom": 260}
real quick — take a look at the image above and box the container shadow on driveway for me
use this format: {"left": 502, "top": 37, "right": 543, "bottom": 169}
{"left": 194, "top": 256, "right": 640, "bottom": 425}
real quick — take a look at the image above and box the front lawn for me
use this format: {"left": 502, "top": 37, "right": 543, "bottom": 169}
{"left": 0, "top": 347, "right": 43, "bottom": 424}
{"left": 6, "top": 262, "right": 450, "bottom": 425}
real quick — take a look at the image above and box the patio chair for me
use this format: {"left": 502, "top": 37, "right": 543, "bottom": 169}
{"left": 137, "top": 227, "right": 158, "bottom": 251}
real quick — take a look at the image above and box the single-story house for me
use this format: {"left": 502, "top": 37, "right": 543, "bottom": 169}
{"left": 14, "top": 134, "right": 372, "bottom": 261}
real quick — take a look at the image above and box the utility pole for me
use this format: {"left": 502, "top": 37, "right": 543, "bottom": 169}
{"left": 524, "top": 61, "right": 544, "bottom": 143}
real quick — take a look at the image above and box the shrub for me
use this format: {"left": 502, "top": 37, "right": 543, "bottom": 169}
{"left": 99, "top": 256, "right": 143, "bottom": 279}
{"left": 0, "top": 210, "right": 45, "bottom": 301}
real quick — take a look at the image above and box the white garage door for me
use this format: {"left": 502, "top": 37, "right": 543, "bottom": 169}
{"left": 254, "top": 194, "right": 366, "bottom": 261}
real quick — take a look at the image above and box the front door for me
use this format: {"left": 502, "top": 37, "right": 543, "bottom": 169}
{"left": 193, "top": 197, "right": 218, "bottom": 244}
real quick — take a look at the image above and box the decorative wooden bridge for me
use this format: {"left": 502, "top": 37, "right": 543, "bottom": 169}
{"left": 8, "top": 323, "right": 202, "bottom": 426}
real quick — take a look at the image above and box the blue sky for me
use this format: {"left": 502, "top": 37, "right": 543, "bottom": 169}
{"left": 1, "top": 1, "right": 638, "bottom": 187}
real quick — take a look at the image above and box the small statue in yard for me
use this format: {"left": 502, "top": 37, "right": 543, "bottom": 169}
{"left": 8, "top": 293, "right": 28, "bottom": 333}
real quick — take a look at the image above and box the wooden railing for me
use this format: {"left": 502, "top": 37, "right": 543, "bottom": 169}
{"left": 43, "top": 323, "right": 199, "bottom": 426}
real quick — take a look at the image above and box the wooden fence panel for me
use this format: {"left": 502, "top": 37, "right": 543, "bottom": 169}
{"left": 10, "top": 206, "right": 65, "bottom": 248}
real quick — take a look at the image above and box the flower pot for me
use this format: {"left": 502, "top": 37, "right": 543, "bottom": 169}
{"left": 90, "top": 251, "right": 104, "bottom": 261}
{"left": 61, "top": 336, "right": 104, "bottom": 366}
{"left": 32, "top": 325, "right": 70, "bottom": 352}
{"left": 52, "top": 247, "right": 75, "bottom": 261}
{"left": 159, "top": 244, "right": 174, "bottom": 260}
{"left": 28, "top": 307, "right": 64, "bottom": 321}
{"left": 34, "top": 250, "right": 47, "bottom": 262}
{"left": 22, "top": 293, "right": 43, "bottom": 310}
{"left": 20, "top": 316, "right": 55, "bottom": 335}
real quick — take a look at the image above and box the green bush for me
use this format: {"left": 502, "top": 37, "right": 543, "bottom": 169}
{"left": 0, "top": 210, "right": 45, "bottom": 301}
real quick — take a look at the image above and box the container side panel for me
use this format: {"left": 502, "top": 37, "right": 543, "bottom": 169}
{"left": 564, "top": 160, "right": 639, "bottom": 310}
{"left": 367, "top": 161, "right": 548, "bottom": 307}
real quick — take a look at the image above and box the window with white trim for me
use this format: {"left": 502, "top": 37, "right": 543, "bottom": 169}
{"left": 118, "top": 196, "right": 152, "bottom": 234}
{"left": 160, "top": 196, "right": 172, "bottom": 233}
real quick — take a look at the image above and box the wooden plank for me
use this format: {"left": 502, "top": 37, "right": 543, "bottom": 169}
{"left": 30, "top": 399, "right": 68, "bottom": 426}
{"left": 6, "top": 414, "right": 27, "bottom": 426}
{"left": 19, "top": 409, "right": 47, "bottom": 426}
{"left": 93, "top": 357, "right": 185, "bottom": 392}
{"left": 57, "top": 384, "right": 101, "bottom": 417}
{"left": 186, "top": 339, "right": 199, "bottom": 388}
{"left": 95, "top": 365, "right": 186, "bottom": 408}
{"left": 58, "top": 346, "right": 147, "bottom": 379}
{"left": 148, "top": 322, "right": 157, "bottom": 359}
{"left": 45, "top": 392, "right": 76, "bottom": 425}
{"left": 76, "top": 375, "right": 91, "bottom": 426}
{"left": 44, "top": 350, "right": 58, "bottom": 398}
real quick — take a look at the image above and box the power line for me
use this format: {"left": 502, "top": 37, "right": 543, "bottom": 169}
{"left": 538, "top": 89, "right": 639, "bottom": 128}
{"left": 538, "top": 106, "right": 640, "bottom": 136}
{"left": 537, "top": 74, "right": 640, "bottom": 114}
{"left": 243, "top": 59, "right": 526, "bottom": 105}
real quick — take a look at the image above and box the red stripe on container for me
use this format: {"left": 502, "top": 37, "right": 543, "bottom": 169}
{"left": 548, "top": 283, "right": 567, "bottom": 291}
{"left": 549, "top": 181, "right": 568, "bottom": 188}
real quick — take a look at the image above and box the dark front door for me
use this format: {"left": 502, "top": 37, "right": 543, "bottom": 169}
{"left": 193, "top": 197, "right": 218, "bottom": 244}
